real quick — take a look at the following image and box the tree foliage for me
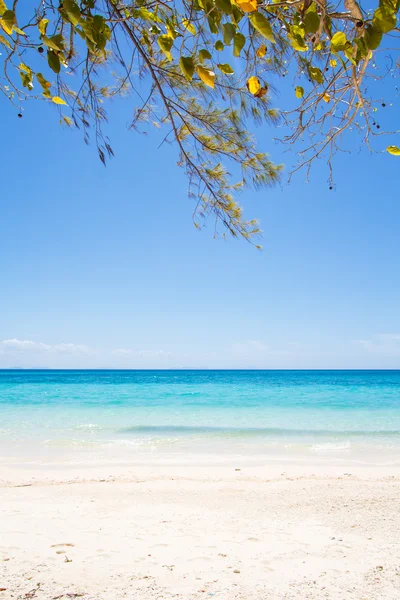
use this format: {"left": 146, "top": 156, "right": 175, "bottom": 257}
{"left": 1, "top": 0, "right": 399, "bottom": 240}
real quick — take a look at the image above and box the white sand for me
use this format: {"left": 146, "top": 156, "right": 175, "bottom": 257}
{"left": 1, "top": 462, "right": 400, "bottom": 600}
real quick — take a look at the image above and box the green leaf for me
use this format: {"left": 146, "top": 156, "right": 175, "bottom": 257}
{"left": 52, "top": 96, "right": 67, "bottom": 105}
{"left": 0, "top": 1, "right": 7, "bottom": 17}
{"left": 198, "top": 0, "right": 213, "bottom": 11}
{"left": 198, "top": 48, "right": 212, "bottom": 63}
{"left": 223, "top": 22, "right": 235, "bottom": 44}
{"left": 136, "top": 7, "right": 163, "bottom": 23}
{"left": 343, "top": 41, "right": 356, "bottom": 64}
{"left": 62, "top": 0, "right": 81, "bottom": 26}
{"left": 215, "top": 40, "right": 224, "bottom": 51}
{"left": 303, "top": 5, "right": 319, "bottom": 34}
{"left": 215, "top": 0, "right": 232, "bottom": 14}
{"left": 233, "top": 32, "right": 246, "bottom": 56}
{"left": 19, "top": 71, "right": 33, "bottom": 90}
{"left": 217, "top": 62, "right": 234, "bottom": 74}
{"left": 290, "top": 33, "right": 308, "bottom": 52}
{"left": 387, "top": 145, "right": 400, "bottom": 155}
{"left": 354, "top": 36, "right": 368, "bottom": 61}
{"left": 364, "top": 24, "right": 383, "bottom": 50}
{"left": 295, "top": 86, "right": 304, "bottom": 98}
{"left": 47, "top": 50, "right": 60, "bottom": 74}
{"left": 91, "top": 15, "right": 111, "bottom": 50}
{"left": 0, "top": 9, "right": 15, "bottom": 34}
{"left": 330, "top": 31, "right": 347, "bottom": 52}
{"left": 207, "top": 12, "right": 219, "bottom": 34}
{"left": 249, "top": 12, "right": 275, "bottom": 43}
{"left": 373, "top": 6, "right": 397, "bottom": 33}
{"left": 158, "top": 34, "right": 173, "bottom": 60}
{"left": 309, "top": 66, "right": 323, "bottom": 84}
{"left": 38, "top": 18, "right": 49, "bottom": 35}
{"left": 179, "top": 56, "right": 195, "bottom": 81}
{"left": 381, "top": 0, "right": 398, "bottom": 10}
{"left": 231, "top": 6, "right": 243, "bottom": 25}
{"left": 43, "top": 34, "right": 64, "bottom": 52}
{"left": 36, "top": 72, "right": 51, "bottom": 90}
{"left": 0, "top": 33, "right": 11, "bottom": 47}
{"left": 291, "top": 24, "right": 305, "bottom": 38}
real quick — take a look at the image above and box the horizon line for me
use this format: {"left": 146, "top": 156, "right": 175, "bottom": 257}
{"left": 1, "top": 368, "right": 400, "bottom": 372}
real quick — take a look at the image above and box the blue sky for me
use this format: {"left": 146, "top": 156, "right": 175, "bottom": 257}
{"left": 1, "top": 55, "right": 399, "bottom": 368}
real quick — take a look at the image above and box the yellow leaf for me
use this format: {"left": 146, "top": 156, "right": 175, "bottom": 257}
{"left": 197, "top": 65, "right": 215, "bottom": 89}
{"left": 247, "top": 76, "right": 261, "bottom": 95}
{"left": 19, "top": 62, "right": 31, "bottom": 74}
{"left": 235, "top": 0, "right": 257, "bottom": 11}
{"left": 387, "top": 146, "right": 400, "bottom": 156}
{"left": 323, "top": 93, "right": 330, "bottom": 103}
{"left": 63, "top": 116, "right": 73, "bottom": 126}
{"left": 51, "top": 96, "right": 67, "bottom": 105}
{"left": 182, "top": 18, "right": 196, "bottom": 35}
{"left": 0, "top": 14, "right": 13, "bottom": 35}
{"left": 256, "top": 44, "right": 266, "bottom": 58}
{"left": 0, "top": 1, "right": 7, "bottom": 18}
{"left": 330, "top": 58, "right": 337, "bottom": 67}
{"left": 0, "top": 33, "right": 11, "bottom": 48}
{"left": 295, "top": 86, "right": 304, "bottom": 98}
{"left": 38, "top": 18, "right": 49, "bottom": 36}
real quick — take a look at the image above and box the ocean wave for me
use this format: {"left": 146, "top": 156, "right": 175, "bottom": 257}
{"left": 118, "top": 425, "right": 400, "bottom": 438}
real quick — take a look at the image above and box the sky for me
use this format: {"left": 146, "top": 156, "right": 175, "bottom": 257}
{"left": 1, "top": 39, "right": 400, "bottom": 369}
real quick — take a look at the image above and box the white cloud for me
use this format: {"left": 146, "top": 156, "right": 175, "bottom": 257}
{"left": 0, "top": 339, "right": 173, "bottom": 367}
{"left": 112, "top": 348, "right": 134, "bottom": 357}
{"left": 0, "top": 339, "right": 96, "bottom": 356}
{"left": 1, "top": 339, "right": 51, "bottom": 352}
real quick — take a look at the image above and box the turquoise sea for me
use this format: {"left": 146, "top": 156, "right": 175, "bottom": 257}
{"left": 1, "top": 370, "right": 400, "bottom": 465}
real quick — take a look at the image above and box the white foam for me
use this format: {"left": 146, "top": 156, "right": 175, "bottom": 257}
{"left": 310, "top": 441, "right": 351, "bottom": 453}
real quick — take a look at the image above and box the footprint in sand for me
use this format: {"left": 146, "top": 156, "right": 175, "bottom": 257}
{"left": 51, "top": 544, "right": 75, "bottom": 548}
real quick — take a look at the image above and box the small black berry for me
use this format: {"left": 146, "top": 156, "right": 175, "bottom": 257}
{"left": 18, "top": 113, "right": 23, "bottom": 118}
{"left": 329, "top": 186, "right": 333, "bottom": 190}
{"left": 356, "top": 20, "right": 364, "bottom": 28}
{"left": 38, "top": 46, "right": 44, "bottom": 53}
{"left": 382, "top": 103, "right": 386, "bottom": 107}
{"left": 377, "top": 124, "right": 381, "bottom": 129}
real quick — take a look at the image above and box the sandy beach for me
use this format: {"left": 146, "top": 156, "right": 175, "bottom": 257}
{"left": 1, "top": 462, "right": 400, "bottom": 600}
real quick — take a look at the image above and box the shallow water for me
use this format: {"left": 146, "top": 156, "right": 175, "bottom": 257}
{"left": 1, "top": 369, "right": 400, "bottom": 465}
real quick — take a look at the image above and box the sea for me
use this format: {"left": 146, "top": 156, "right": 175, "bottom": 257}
{"left": 1, "top": 369, "right": 400, "bottom": 466}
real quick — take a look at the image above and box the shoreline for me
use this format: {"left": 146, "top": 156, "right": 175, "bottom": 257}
{"left": 2, "top": 456, "right": 400, "bottom": 486}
